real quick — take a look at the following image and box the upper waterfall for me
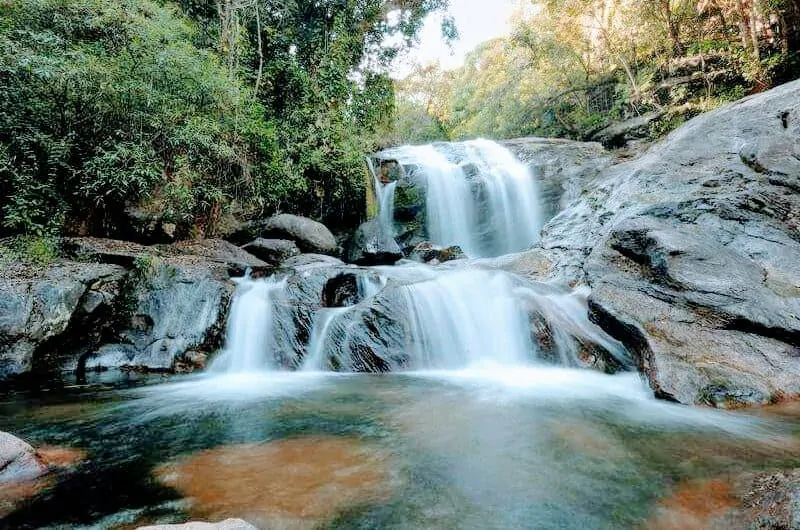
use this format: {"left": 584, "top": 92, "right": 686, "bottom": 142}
{"left": 376, "top": 139, "right": 543, "bottom": 258}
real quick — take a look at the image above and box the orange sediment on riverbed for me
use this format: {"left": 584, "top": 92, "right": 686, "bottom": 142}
{"left": 154, "top": 436, "right": 401, "bottom": 529}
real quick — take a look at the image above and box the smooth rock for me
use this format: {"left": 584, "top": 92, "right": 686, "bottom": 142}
{"left": 0, "top": 432, "right": 47, "bottom": 484}
{"left": 241, "top": 238, "right": 300, "bottom": 265}
{"left": 226, "top": 214, "right": 337, "bottom": 255}
{"left": 345, "top": 218, "right": 403, "bottom": 265}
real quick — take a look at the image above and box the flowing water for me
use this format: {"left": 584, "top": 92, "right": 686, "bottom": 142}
{"left": 4, "top": 141, "right": 800, "bottom": 529}
{"left": 379, "top": 139, "right": 543, "bottom": 257}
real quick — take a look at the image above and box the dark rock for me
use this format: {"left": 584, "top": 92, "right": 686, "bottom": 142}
{"left": 519, "top": 79, "right": 800, "bottom": 406}
{"left": 241, "top": 238, "right": 300, "bottom": 265}
{"left": 226, "top": 214, "right": 338, "bottom": 255}
{"left": 345, "top": 218, "right": 403, "bottom": 265}
{"left": 80, "top": 262, "right": 233, "bottom": 373}
{"left": 0, "top": 262, "right": 127, "bottom": 379}
{"left": 408, "top": 242, "right": 465, "bottom": 264}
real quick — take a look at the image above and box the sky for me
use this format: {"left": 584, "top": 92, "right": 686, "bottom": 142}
{"left": 391, "top": 0, "right": 519, "bottom": 78}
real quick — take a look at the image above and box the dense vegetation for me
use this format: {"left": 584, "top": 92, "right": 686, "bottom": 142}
{"left": 0, "top": 0, "right": 449, "bottom": 238}
{"left": 391, "top": 0, "right": 800, "bottom": 144}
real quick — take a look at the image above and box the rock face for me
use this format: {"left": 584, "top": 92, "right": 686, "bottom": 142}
{"left": 0, "top": 262, "right": 127, "bottom": 378}
{"left": 501, "top": 137, "right": 616, "bottom": 223}
{"left": 522, "top": 79, "right": 800, "bottom": 407}
{"left": 0, "top": 432, "right": 47, "bottom": 483}
{"left": 0, "top": 238, "right": 255, "bottom": 379}
{"left": 226, "top": 214, "right": 338, "bottom": 256}
{"left": 345, "top": 218, "right": 403, "bottom": 265}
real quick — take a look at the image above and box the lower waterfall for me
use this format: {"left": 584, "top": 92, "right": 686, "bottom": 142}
{"left": 210, "top": 263, "right": 629, "bottom": 375}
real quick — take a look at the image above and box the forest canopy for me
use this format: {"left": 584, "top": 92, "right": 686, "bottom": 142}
{"left": 391, "top": 0, "right": 800, "bottom": 144}
{"left": 0, "top": 0, "right": 450, "bottom": 237}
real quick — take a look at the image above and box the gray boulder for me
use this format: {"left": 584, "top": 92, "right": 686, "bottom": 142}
{"left": 241, "top": 238, "right": 300, "bottom": 265}
{"left": 520, "top": 78, "right": 800, "bottom": 407}
{"left": 80, "top": 261, "right": 233, "bottom": 373}
{"left": 226, "top": 214, "right": 338, "bottom": 255}
{"left": 345, "top": 218, "right": 403, "bottom": 265}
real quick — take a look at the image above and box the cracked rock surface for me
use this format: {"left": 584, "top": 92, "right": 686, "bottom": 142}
{"left": 509, "top": 79, "right": 800, "bottom": 406}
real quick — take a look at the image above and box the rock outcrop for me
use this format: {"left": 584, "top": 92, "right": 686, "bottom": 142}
{"left": 0, "top": 238, "right": 268, "bottom": 379}
{"left": 345, "top": 218, "right": 403, "bottom": 265}
{"left": 0, "top": 261, "right": 127, "bottom": 378}
{"left": 501, "top": 137, "right": 617, "bottom": 223}
{"left": 517, "top": 79, "right": 800, "bottom": 407}
{"left": 225, "top": 214, "right": 338, "bottom": 256}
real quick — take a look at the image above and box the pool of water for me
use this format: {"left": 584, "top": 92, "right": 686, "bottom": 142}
{"left": 2, "top": 366, "right": 799, "bottom": 529}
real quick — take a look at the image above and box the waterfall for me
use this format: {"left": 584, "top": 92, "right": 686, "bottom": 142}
{"left": 210, "top": 277, "right": 288, "bottom": 373}
{"left": 401, "top": 269, "right": 533, "bottom": 368}
{"left": 207, "top": 140, "right": 629, "bottom": 377}
{"left": 383, "top": 139, "right": 543, "bottom": 257}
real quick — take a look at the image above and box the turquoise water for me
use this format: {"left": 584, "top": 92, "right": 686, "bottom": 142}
{"left": 1, "top": 368, "right": 798, "bottom": 529}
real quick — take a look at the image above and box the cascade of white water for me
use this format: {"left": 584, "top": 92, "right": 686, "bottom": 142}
{"left": 209, "top": 277, "right": 288, "bottom": 373}
{"left": 385, "top": 139, "right": 543, "bottom": 257}
{"left": 400, "top": 268, "right": 534, "bottom": 369}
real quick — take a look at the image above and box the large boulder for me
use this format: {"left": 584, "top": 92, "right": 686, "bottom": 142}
{"left": 522, "top": 79, "right": 800, "bottom": 407}
{"left": 226, "top": 214, "right": 338, "bottom": 256}
{"left": 241, "top": 238, "right": 300, "bottom": 265}
{"left": 345, "top": 218, "right": 403, "bottom": 265}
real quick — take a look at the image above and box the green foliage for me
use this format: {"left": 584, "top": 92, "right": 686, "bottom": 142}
{"left": 392, "top": 0, "right": 800, "bottom": 144}
{"left": 0, "top": 235, "right": 61, "bottom": 266}
{"left": 0, "top": 0, "right": 449, "bottom": 236}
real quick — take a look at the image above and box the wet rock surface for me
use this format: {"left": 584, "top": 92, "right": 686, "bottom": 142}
{"left": 345, "top": 218, "right": 403, "bottom": 265}
{"left": 523, "top": 79, "right": 800, "bottom": 406}
{"left": 0, "top": 238, "right": 257, "bottom": 379}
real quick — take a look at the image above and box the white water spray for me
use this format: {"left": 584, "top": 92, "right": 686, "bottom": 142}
{"left": 384, "top": 139, "right": 543, "bottom": 257}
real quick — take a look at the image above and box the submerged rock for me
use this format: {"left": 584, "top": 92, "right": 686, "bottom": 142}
{"left": 136, "top": 519, "right": 257, "bottom": 530}
{"left": 526, "top": 78, "right": 800, "bottom": 406}
{"left": 0, "top": 432, "right": 47, "bottom": 484}
{"left": 154, "top": 436, "right": 400, "bottom": 529}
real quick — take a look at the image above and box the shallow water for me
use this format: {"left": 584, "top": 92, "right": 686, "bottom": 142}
{"left": 2, "top": 367, "right": 800, "bottom": 529}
